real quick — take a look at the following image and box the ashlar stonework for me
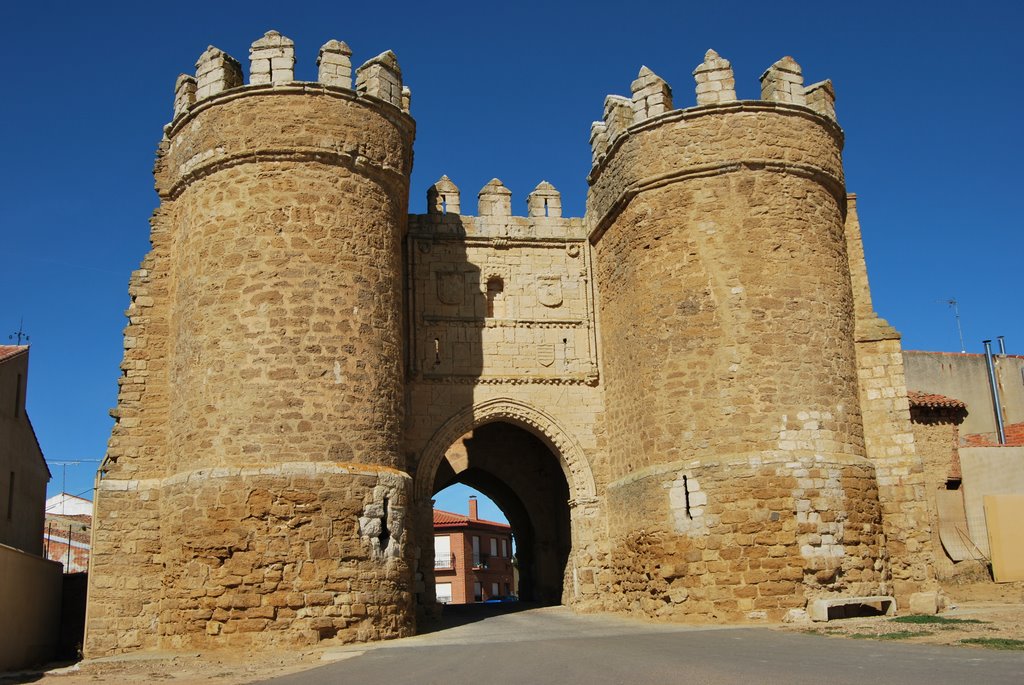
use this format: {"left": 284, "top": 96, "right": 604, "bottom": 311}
{"left": 85, "top": 33, "right": 936, "bottom": 655}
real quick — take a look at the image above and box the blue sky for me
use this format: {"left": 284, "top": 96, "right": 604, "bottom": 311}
{"left": 2, "top": 1, "right": 1021, "bottom": 516}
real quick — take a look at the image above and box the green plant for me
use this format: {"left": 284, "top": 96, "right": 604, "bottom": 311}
{"left": 959, "top": 638, "right": 1024, "bottom": 650}
{"left": 890, "top": 615, "right": 985, "bottom": 625}
{"left": 851, "top": 631, "right": 928, "bottom": 640}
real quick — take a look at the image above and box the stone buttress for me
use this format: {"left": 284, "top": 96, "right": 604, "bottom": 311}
{"left": 85, "top": 32, "right": 416, "bottom": 653}
{"left": 586, "top": 54, "right": 889, "bottom": 621}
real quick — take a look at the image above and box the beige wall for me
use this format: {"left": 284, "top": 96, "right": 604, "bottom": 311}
{"left": 0, "top": 543, "right": 62, "bottom": 671}
{"left": 959, "top": 447, "right": 1024, "bottom": 558}
{"left": 904, "top": 351, "right": 1024, "bottom": 438}
{"left": 0, "top": 349, "right": 49, "bottom": 556}
{"left": 984, "top": 495, "right": 1024, "bottom": 582}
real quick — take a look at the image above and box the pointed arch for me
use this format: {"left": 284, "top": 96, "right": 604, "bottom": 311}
{"left": 414, "top": 398, "right": 596, "bottom": 505}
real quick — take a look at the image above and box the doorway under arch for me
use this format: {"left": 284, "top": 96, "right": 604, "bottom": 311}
{"left": 414, "top": 398, "right": 598, "bottom": 612}
{"left": 429, "top": 421, "right": 571, "bottom": 604}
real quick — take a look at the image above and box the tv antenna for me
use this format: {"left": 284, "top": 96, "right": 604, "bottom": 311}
{"left": 48, "top": 460, "right": 102, "bottom": 496}
{"left": 8, "top": 317, "right": 29, "bottom": 345}
{"left": 946, "top": 299, "right": 966, "bottom": 353}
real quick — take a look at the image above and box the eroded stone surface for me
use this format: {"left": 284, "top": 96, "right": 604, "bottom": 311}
{"left": 87, "top": 38, "right": 936, "bottom": 656}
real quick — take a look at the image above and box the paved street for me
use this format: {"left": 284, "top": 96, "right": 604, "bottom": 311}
{"left": 262, "top": 604, "right": 1024, "bottom": 684}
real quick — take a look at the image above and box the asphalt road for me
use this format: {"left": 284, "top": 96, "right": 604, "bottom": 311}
{"left": 262, "top": 604, "right": 1024, "bottom": 685}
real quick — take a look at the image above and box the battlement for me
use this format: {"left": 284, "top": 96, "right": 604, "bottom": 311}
{"left": 414, "top": 176, "right": 583, "bottom": 240}
{"left": 170, "top": 30, "right": 411, "bottom": 123}
{"left": 589, "top": 50, "right": 838, "bottom": 166}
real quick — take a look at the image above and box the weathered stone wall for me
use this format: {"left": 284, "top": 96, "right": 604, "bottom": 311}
{"left": 585, "top": 56, "right": 885, "bottom": 620}
{"left": 601, "top": 455, "right": 883, "bottom": 621}
{"left": 87, "top": 33, "right": 416, "bottom": 655}
{"left": 86, "top": 210, "right": 171, "bottom": 654}
{"left": 404, "top": 183, "right": 606, "bottom": 612}
{"left": 89, "top": 40, "right": 937, "bottom": 655}
{"left": 588, "top": 101, "right": 856, "bottom": 483}
{"left": 908, "top": 402, "right": 973, "bottom": 579}
{"left": 844, "top": 196, "right": 936, "bottom": 604}
{"left": 158, "top": 464, "right": 412, "bottom": 647}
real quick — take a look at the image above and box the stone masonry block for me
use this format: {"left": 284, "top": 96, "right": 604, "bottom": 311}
{"left": 693, "top": 49, "right": 736, "bottom": 105}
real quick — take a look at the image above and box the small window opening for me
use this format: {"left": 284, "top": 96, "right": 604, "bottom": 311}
{"left": 441, "top": 195, "right": 448, "bottom": 215}
{"left": 543, "top": 198, "right": 549, "bottom": 217}
{"left": 433, "top": 338, "right": 441, "bottom": 366}
{"left": 683, "top": 475, "right": 692, "bottom": 520}
{"left": 379, "top": 496, "right": 391, "bottom": 550}
{"left": 486, "top": 277, "right": 505, "bottom": 318}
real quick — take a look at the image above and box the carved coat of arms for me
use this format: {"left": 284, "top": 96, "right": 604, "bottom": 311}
{"left": 536, "top": 275, "right": 562, "bottom": 308}
{"left": 537, "top": 344, "right": 555, "bottom": 367}
{"left": 436, "top": 271, "right": 464, "bottom": 305}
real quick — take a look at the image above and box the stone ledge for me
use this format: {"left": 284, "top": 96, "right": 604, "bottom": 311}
{"left": 808, "top": 595, "right": 896, "bottom": 621}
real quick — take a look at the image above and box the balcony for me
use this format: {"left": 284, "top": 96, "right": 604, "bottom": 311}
{"left": 435, "top": 553, "right": 456, "bottom": 570}
{"left": 472, "top": 554, "right": 491, "bottom": 570}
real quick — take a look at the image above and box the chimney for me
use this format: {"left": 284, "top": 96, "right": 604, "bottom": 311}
{"left": 468, "top": 495, "right": 478, "bottom": 520}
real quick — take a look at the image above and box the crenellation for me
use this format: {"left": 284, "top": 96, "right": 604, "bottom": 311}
{"left": 477, "top": 178, "right": 512, "bottom": 217}
{"left": 249, "top": 30, "right": 295, "bottom": 85}
{"left": 692, "top": 49, "right": 737, "bottom": 105}
{"left": 317, "top": 39, "right": 353, "bottom": 89}
{"left": 760, "top": 56, "right": 806, "bottom": 105}
{"left": 427, "top": 175, "right": 461, "bottom": 215}
{"left": 173, "top": 74, "right": 196, "bottom": 118}
{"left": 629, "top": 66, "right": 673, "bottom": 123}
{"left": 194, "top": 46, "right": 242, "bottom": 100}
{"left": 91, "top": 40, "right": 937, "bottom": 655}
{"left": 356, "top": 50, "right": 403, "bottom": 108}
{"left": 602, "top": 95, "right": 632, "bottom": 145}
{"left": 589, "top": 121, "right": 609, "bottom": 166}
{"left": 805, "top": 79, "right": 836, "bottom": 120}
{"left": 527, "top": 181, "right": 562, "bottom": 218}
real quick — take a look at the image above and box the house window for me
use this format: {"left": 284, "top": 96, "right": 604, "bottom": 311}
{"left": 491, "top": 582, "right": 499, "bottom": 598}
{"left": 434, "top": 535, "right": 452, "bottom": 569}
{"left": 436, "top": 582, "right": 453, "bottom": 604}
{"left": 501, "top": 539, "right": 508, "bottom": 558}
{"left": 472, "top": 535, "right": 481, "bottom": 567}
{"left": 490, "top": 537, "right": 498, "bottom": 557}
{"left": 474, "top": 582, "right": 482, "bottom": 602}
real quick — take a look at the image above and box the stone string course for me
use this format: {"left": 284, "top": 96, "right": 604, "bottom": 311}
{"left": 86, "top": 34, "right": 937, "bottom": 655}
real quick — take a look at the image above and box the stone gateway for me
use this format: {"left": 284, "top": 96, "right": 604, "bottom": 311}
{"left": 85, "top": 32, "right": 933, "bottom": 655}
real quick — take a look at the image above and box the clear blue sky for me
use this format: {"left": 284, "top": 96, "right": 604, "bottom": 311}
{"left": 2, "top": 1, "right": 1021, "bottom": 512}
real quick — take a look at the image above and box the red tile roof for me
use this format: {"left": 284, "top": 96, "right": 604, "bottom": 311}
{"left": 433, "top": 509, "right": 468, "bottom": 525}
{"left": 907, "top": 390, "right": 967, "bottom": 410}
{"left": 433, "top": 508, "right": 511, "bottom": 530}
{"left": 0, "top": 345, "right": 27, "bottom": 363}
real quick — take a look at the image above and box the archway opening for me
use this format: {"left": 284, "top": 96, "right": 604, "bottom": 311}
{"left": 429, "top": 421, "right": 571, "bottom": 605}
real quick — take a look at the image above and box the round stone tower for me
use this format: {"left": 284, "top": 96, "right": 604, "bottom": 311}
{"left": 587, "top": 53, "right": 885, "bottom": 620}
{"left": 88, "top": 32, "right": 417, "bottom": 652}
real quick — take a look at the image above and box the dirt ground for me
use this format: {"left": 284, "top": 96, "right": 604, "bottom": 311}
{"left": 5, "top": 582, "right": 1022, "bottom": 685}
{"left": 786, "top": 580, "right": 1024, "bottom": 649}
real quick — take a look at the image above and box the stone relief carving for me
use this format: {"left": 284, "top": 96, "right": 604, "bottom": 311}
{"left": 436, "top": 270, "right": 464, "bottom": 305}
{"left": 536, "top": 275, "right": 563, "bottom": 308}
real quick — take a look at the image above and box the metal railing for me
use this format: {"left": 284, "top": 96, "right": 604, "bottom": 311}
{"left": 434, "top": 553, "right": 456, "bottom": 570}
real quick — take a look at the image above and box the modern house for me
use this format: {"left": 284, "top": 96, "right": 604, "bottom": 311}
{"left": 433, "top": 497, "right": 515, "bottom": 604}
